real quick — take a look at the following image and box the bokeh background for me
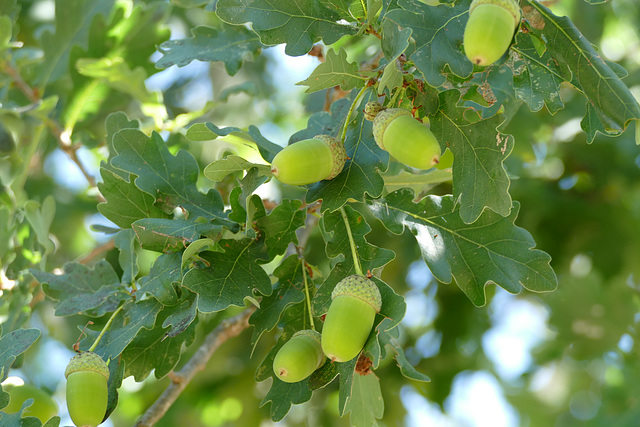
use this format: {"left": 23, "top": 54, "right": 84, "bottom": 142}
{"left": 2, "top": 0, "right": 640, "bottom": 426}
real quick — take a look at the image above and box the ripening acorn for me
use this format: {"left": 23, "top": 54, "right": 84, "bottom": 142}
{"left": 64, "top": 352, "right": 109, "bottom": 427}
{"left": 463, "top": 0, "right": 521, "bottom": 66}
{"left": 273, "top": 329, "right": 325, "bottom": 383}
{"left": 271, "top": 135, "right": 347, "bottom": 185}
{"left": 321, "top": 275, "right": 382, "bottom": 363}
{"left": 365, "top": 102, "right": 441, "bottom": 169}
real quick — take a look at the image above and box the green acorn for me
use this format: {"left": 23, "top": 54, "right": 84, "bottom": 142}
{"left": 321, "top": 275, "right": 382, "bottom": 363}
{"left": 365, "top": 102, "right": 441, "bottom": 170}
{"left": 273, "top": 329, "right": 326, "bottom": 383}
{"left": 271, "top": 135, "right": 347, "bottom": 185}
{"left": 463, "top": 0, "right": 521, "bottom": 66}
{"left": 64, "top": 352, "right": 109, "bottom": 427}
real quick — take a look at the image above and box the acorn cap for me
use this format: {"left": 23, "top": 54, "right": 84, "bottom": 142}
{"left": 469, "top": 0, "right": 521, "bottom": 25}
{"left": 292, "top": 329, "right": 322, "bottom": 343}
{"left": 364, "top": 101, "right": 386, "bottom": 121}
{"left": 372, "top": 108, "right": 413, "bottom": 150}
{"left": 64, "top": 352, "right": 109, "bottom": 380}
{"left": 331, "top": 275, "right": 382, "bottom": 313}
{"left": 314, "top": 134, "right": 347, "bottom": 180}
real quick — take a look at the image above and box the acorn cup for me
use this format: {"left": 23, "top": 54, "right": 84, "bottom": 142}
{"left": 64, "top": 351, "right": 109, "bottom": 427}
{"left": 321, "top": 275, "right": 382, "bottom": 363}
{"left": 463, "top": 0, "right": 521, "bottom": 66}
{"left": 365, "top": 102, "right": 441, "bottom": 170}
{"left": 272, "top": 329, "right": 326, "bottom": 383}
{"left": 270, "top": 135, "right": 347, "bottom": 185}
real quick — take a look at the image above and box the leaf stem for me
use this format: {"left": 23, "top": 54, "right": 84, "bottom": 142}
{"left": 88, "top": 304, "right": 125, "bottom": 352}
{"left": 301, "top": 258, "right": 316, "bottom": 331}
{"left": 340, "top": 207, "right": 363, "bottom": 276}
{"left": 339, "top": 86, "right": 369, "bottom": 144}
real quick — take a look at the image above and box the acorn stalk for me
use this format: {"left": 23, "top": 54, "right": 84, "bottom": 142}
{"left": 463, "top": 0, "right": 521, "bottom": 66}
{"left": 321, "top": 275, "right": 382, "bottom": 363}
{"left": 271, "top": 135, "right": 347, "bottom": 185}
{"left": 273, "top": 329, "right": 326, "bottom": 383}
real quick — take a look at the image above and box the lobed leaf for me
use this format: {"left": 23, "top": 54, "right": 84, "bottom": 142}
{"left": 368, "top": 189, "right": 558, "bottom": 306}
{"left": 216, "top": 0, "right": 358, "bottom": 56}
{"left": 296, "top": 48, "right": 366, "bottom": 93}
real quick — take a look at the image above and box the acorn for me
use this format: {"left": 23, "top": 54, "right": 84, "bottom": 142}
{"left": 3, "top": 384, "right": 59, "bottom": 422}
{"left": 321, "top": 275, "right": 382, "bottom": 363}
{"left": 463, "top": 0, "right": 521, "bottom": 66}
{"left": 64, "top": 352, "right": 109, "bottom": 427}
{"left": 365, "top": 102, "right": 441, "bottom": 169}
{"left": 272, "top": 329, "right": 326, "bottom": 383}
{"left": 271, "top": 135, "right": 347, "bottom": 185}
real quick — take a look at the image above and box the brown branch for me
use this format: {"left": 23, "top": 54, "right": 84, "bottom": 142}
{"left": 77, "top": 239, "right": 116, "bottom": 265}
{"left": 0, "top": 60, "right": 102, "bottom": 197}
{"left": 134, "top": 308, "right": 255, "bottom": 427}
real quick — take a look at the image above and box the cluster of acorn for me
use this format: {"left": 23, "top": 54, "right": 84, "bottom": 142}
{"left": 273, "top": 274, "right": 381, "bottom": 383}
{"left": 270, "top": 101, "right": 442, "bottom": 186}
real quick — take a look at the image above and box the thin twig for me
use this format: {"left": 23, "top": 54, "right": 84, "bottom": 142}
{"left": 77, "top": 240, "right": 116, "bottom": 265}
{"left": 0, "top": 60, "right": 101, "bottom": 195}
{"left": 134, "top": 309, "right": 254, "bottom": 427}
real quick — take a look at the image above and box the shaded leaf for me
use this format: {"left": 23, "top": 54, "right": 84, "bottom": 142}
{"left": 111, "top": 129, "right": 229, "bottom": 222}
{"left": 296, "top": 48, "right": 366, "bottom": 93}
{"left": 367, "top": 190, "right": 558, "bottom": 306}
{"left": 138, "top": 253, "right": 182, "bottom": 305}
{"left": 156, "top": 25, "right": 263, "bottom": 75}
{"left": 31, "top": 261, "right": 129, "bottom": 316}
{"left": 182, "top": 239, "right": 272, "bottom": 313}
{"left": 115, "top": 229, "right": 138, "bottom": 285}
{"left": 430, "top": 89, "right": 513, "bottom": 223}
{"left": 0, "top": 329, "right": 39, "bottom": 382}
{"left": 132, "top": 218, "right": 227, "bottom": 253}
{"left": 216, "top": 0, "right": 357, "bottom": 56}
{"left": 343, "top": 372, "right": 384, "bottom": 427}
{"left": 203, "top": 155, "right": 271, "bottom": 182}
{"left": 385, "top": 0, "right": 472, "bottom": 87}
{"left": 249, "top": 255, "right": 306, "bottom": 347}
{"left": 255, "top": 200, "right": 306, "bottom": 259}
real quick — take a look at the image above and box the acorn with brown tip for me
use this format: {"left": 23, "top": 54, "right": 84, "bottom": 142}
{"left": 273, "top": 329, "right": 325, "bottom": 383}
{"left": 463, "top": 0, "right": 521, "bottom": 66}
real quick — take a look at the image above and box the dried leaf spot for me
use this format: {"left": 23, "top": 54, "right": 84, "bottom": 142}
{"left": 522, "top": 6, "right": 545, "bottom": 30}
{"left": 355, "top": 353, "right": 373, "bottom": 375}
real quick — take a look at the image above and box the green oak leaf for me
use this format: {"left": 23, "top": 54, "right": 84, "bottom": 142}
{"left": 156, "top": 24, "right": 263, "bottom": 75}
{"left": 138, "top": 253, "right": 182, "bottom": 306}
{"left": 131, "top": 218, "right": 227, "bottom": 253}
{"left": 121, "top": 308, "right": 197, "bottom": 381}
{"left": 367, "top": 190, "right": 558, "bottom": 306}
{"left": 255, "top": 200, "right": 306, "bottom": 259}
{"left": 430, "top": 89, "right": 513, "bottom": 224}
{"left": 337, "top": 357, "right": 358, "bottom": 416}
{"left": 523, "top": 0, "right": 640, "bottom": 142}
{"left": 385, "top": 0, "right": 473, "bottom": 87}
{"left": 186, "top": 122, "right": 282, "bottom": 163}
{"left": 161, "top": 291, "right": 198, "bottom": 338}
{"left": 182, "top": 239, "right": 272, "bottom": 313}
{"left": 296, "top": 48, "right": 366, "bottom": 93}
{"left": 83, "top": 299, "right": 163, "bottom": 361}
{"left": 343, "top": 372, "right": 384, "bottom": 427}
{"left": 376, "top": 320, "right": 430, "bottom": 381}
{"left": 111, "top": 129, "right": 232, "bottom": 223}
{"left": 35, "top": 0, "right": 114, "bottom": 86}
{"left": 203, "top": 155, "right": 272, "bottom": 182}
{"left": 312, "top": 206, "right": 404, "bottom": 329}
{"left": 511, "top": 32, "right": 565, "bottom": 115}
{"left": 249, "top": 255, "right": 306, "bottom": 347}
{"left": 30, "top": 261, "right": 129, "bottom": 317}
{"left": 0, "top": 329, "right": 40, "bottom": 382}
{"left": 303, "top": 89, "right": 388, "bottom": 212}
{"left": 382, "top": 169, "right": 452, "bottom": 195}
{"left": 114, "top": 229, "right": 138, "bottom": 285}
{"left": 97, "top": 168, "right": 168, "bottom": 229}
{"left": 216, "top": 0, "right": 358, "bottom": 56}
